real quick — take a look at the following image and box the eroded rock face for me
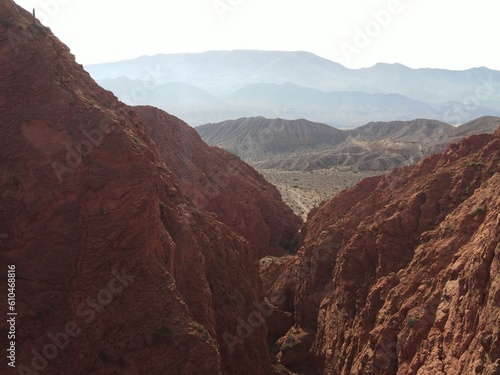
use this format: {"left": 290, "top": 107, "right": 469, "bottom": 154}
{"left": 2, "top": 2, "right": 499, "bottom": 375}
{"left": 0, "top": 2, "right": 297, "bottom": 373}
{"left": 267, "top": 130, "right": 500, "bottom": 374}
{"left": 134, "top": 107, "right": 301, "bottom": 257}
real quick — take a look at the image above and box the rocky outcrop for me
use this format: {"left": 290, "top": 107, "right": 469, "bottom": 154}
{"left": 266, "top": 129, "right": 500, "bottom": 374}
{"left": 0, "top": 2, "right": 297, "bottom": 373}
{"left": 2, "top": 2, "right": 499, "bottom": 375}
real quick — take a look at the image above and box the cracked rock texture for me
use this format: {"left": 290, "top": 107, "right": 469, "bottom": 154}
{"left": 265, "top": 130, "right": 500, "bottom": 374}
{"left": 0, "top": 2, "right": 299, "bottom": 374}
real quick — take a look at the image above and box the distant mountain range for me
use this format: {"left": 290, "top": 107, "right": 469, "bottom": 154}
{"left": 86, "top": 50, "right": 500, "bottom": 127}
{"left": 196, "top": 116, "right": 500, "bottom": 171}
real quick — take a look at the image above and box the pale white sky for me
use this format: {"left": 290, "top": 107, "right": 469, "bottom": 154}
{"left": 12, "top": 0, "right": 500, "bottom": 70}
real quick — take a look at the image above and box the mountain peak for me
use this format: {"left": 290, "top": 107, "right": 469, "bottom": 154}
{"left": 87, "top": 50, "right": 500, "bottom": 126}
{"left": 1, "top": 2, "right": 300, "bottom": 373}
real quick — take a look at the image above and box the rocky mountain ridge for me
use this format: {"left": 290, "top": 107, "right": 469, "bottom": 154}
{"left": 197, "top": 116, "right": 500, "bottom": 171}
{"left": 86, "top": 50, "right": 500, "bottom": 126}
{"left": 1, "top": 2, "right": 499, "bottom": 374}
{"left": 261, "top": 128, "right": 500, "bottom": 374}
{"left": 0, "top": 2, "right": 298, "bottom": 374}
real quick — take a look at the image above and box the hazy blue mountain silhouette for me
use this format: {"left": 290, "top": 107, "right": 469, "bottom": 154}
{"left": 86, "top": 50, "right": 500, "bottom": 127}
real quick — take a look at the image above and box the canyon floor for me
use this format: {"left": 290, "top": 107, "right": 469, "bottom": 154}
{"left": 259, "top": 168, "right": 383, "bottom": 219}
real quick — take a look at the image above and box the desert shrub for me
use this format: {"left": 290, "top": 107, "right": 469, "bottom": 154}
{"left": 190, "top": 323, "right": 215, "bottom": 345}
{"left": 281, "top": 335, "right": 301, "bottom": 351}
{"left": 153, "top": 326, "right": 172, "bottom": 345}
{"left": 473, "top": 205, "right": 487, "bottom": 215}
{"left": 407, "top": 316, "right": 420, "bottom": 327}
{"left": 99, "top": 350, "right": 111, "bottom": 363}
{"left": 1, "top": 19, "right": 13, "bottom": 28}
{"left": 468, "top": 161, "right": 485, "bottom": 169}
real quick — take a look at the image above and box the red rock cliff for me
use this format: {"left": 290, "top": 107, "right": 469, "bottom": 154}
{"left": 266, "top": 130, "right": 500, "bottom": 374}
{"left": 134, "top": 106, "right": 301, "bottom": 257}
{"left": 0, "top": 2, "right": 296, "bottom": 373}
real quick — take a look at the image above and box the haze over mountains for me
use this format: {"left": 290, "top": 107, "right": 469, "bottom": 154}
{"left": 197, "top": 116, "right": 500, "bottom": 171}
{"left": 3, "top": 1, "right": 500, "bottom": 374}
{"left": 86, "top": 50, "right": 500, "bottom": 127}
